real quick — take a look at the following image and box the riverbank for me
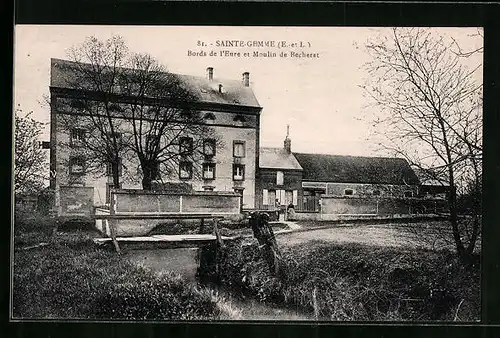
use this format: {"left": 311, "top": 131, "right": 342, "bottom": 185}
{"left": 12, "top": 219, "right": 225, "bottom": 320}
{"left": 209, "top": 238, "right": 480, "bottom": 321}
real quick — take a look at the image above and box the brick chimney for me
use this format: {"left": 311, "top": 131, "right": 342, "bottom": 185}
{"left": 207, "top": 67, "right": 213, "bottom": 81}
{"left": 242, "top": 72, "right": 249, "bottom": 87}
{"left": 284, "top": 125, "right": 291, "bottom": 153}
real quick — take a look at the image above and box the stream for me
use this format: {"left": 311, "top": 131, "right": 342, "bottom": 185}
{"left": 122, "top": 248, "right": 314, "bottom": 321}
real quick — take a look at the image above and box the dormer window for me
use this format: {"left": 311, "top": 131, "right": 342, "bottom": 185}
{"left": 233, "top": 115, "right": 246, "bottom": 123}
{"left": 180, "top": 110, "right": 191, "bottom": 119}
{"left": 204, "top": 113, "right": 216, "bottom": 121}
{"left": 344, "top": 189, "right": 354, "bottom": 196}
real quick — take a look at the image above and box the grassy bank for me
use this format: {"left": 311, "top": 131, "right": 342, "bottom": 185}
{"left": 208, "top": 239, "right": 480, "bottom": 321}
{"left": 12, "top": 215, "right": 229, "bottom": 320}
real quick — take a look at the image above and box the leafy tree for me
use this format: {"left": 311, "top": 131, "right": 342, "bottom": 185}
{"left": 14, "top": 109, "right": 47, "bottom": 195}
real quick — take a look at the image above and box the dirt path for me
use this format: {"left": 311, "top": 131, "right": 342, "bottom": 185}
{"left": 276, "top": 223, "right": 423, "bottom": 248}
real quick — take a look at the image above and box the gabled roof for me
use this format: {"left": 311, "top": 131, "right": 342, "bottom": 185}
{"left": 50, "top": 58, "right": 261, "bottom": 109}
{"left": 259, "top": 147, "right": 303, "bottom": 170}
{"left": 293, "top": 152, "right": 420, "bottom": 185}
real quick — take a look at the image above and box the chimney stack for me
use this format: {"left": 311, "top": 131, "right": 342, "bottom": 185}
{"left": 242, "top": 72, "right": 249, "bottom": 87}
{"left": 207, "top": 67, "right": 214, "bottom": 81}
{"left": 284, "top": 125, "right": 291, "bottom": 153}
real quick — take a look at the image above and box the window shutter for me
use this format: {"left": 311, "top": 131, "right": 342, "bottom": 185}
{"left": 263, "top": 189, "right": 269, "bottom": 206}
{"left": 292, "top": 190, "right": 298, "bottom": 205}
{"left": 278, "top": 190, "right": 286, "bottom": 204}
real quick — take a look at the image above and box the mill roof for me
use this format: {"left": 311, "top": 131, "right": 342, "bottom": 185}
{"left": 50, "top": 58, "right": 261, "bottom": 109}
{"left": 293, "top": 152, "right": 420, "bottom": 185}
{"left": 259, "top": 147, "right": 303, "bottom": 170}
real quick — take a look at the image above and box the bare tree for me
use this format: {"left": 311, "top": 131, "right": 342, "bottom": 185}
{"left": 14, "top": 109, "right": 47, "bottom": 195}
{"left": 362, "top": 28, "right": 483, "bottom": 264}
{"left": 115, "top": 53, "right": 221, "bottom": 190}
{"left": 56, "top": 36, "right": 130, "bottom": 190}
{"left": 57, "top": 35, "right": 220, "bottom": 191}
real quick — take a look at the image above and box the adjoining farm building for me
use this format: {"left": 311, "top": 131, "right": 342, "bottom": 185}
{"left": 256, "top": 131, "right": 421, "bottom": 215}
{"left": 255, "top": 129, "right": 303, "bottom": 210}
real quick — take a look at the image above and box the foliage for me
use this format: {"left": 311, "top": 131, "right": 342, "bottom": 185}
{"left": 363, "top": 28, "right": 483, "bottom": 262}
{"left": 207, "top": 240, "right": 480, "bottom": 321}
{"left": 14, "top": 109, "right": 48, "bottom": 195}
{"left": 13, "top": 225, "right": 225, "bottom": 320}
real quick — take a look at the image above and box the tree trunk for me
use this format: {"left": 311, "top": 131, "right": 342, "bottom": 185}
{"left": 466, "top": 182, "right": 481, "bottom": 258}
{"left": 141, "top": 164, "right": 153, "bottom": 191}
{"left": 112, "top": 160, "right": 120, "bottom": 188}
{"left": 449, "top": 186, "right": 466, "bottom": 261}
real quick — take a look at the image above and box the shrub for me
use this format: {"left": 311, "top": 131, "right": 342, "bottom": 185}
{"left": 206, "top": 240, "right": 480, "bottom": 321}
{"left": 13, "top": 231, "right": 224, "bottom": 320}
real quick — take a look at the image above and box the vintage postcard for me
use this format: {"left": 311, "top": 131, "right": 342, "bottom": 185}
{"left": 12, "top": 25, "right": 483, "bottom": 322}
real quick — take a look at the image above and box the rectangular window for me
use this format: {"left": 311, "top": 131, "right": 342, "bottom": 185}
{"left": 202, "top": 163, "right": 216, "bottom": 180}
{"left": 69, "top": 156, "right": 85, "bottom": 175}
{"left": 233, "top": 164, "right": 245, "bottom": 181}
{"left": 180, "top": 137, "right": 193, "bottom": 156}
{"left": 203, "top": 139, "right": 216, "bottom": 157}
{"left": 179, "top": 161, "right": 193, "bottom": 179}
{"left": 276, "top": 171, "right": 284, "bottom": 185}
{"left": 233, "top": 141, "right": 245, "bottom": 158}
{"left": 70, "top": 128, "right": 86, "bottom": 147}
{"left": 106, "top": 158, "right": 123, "bottom": 177}
{"left": 344, "top": 189, "right": 354, "bottom": 196}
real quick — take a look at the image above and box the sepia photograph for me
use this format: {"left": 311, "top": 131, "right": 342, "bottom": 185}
{"left": 12, "top": 25, "right": 483, "bottom": 322}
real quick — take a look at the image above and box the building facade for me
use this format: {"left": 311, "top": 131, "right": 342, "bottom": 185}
{"left": 255, "top": 133, "right": 303, "bottom": 210}
{"left": 49, "top": 59, "right": 262, "bottom": 211}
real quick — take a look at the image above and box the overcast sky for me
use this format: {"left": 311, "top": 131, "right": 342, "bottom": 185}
{"left": 13, "top": 25, "right": 483, "bottom": 157}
